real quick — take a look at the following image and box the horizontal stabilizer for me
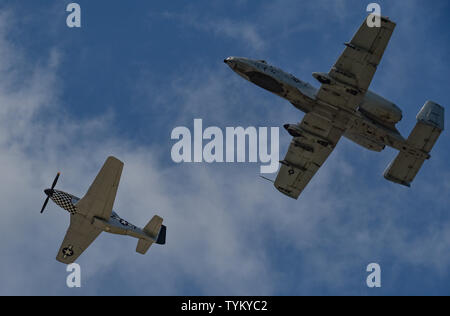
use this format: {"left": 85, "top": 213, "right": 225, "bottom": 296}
{"left": 384, "top": 101, "right": 444, "bottom": 186}
{"left": 136, "top": 239, "right": 153, "bottom": 255}
{"left": 384, "top": 153, "right": 425, "bottom": 187}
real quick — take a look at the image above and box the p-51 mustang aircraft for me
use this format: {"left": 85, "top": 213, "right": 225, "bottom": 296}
{"left": 225, "top": 15, "right": 444, "bottom": 199}
{"left": 41, "top": 156, "right": 166, "bottom": 264}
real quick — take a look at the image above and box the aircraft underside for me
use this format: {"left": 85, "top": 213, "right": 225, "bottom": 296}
{"left": 48, "top": 189, "right": 149, "bottom": 239}
{"left": 41, "top": 157, "right": 166, "bottom": 264}
{"left": 235, "top": 59, "right": 429, "bottom": 156}
{"left": 224, "top": 18, "right": 444, "bottom": 198}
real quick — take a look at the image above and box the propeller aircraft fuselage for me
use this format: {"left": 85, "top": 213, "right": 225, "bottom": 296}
{"left": 44, "top": 189, "right": 154, "bottom": 239}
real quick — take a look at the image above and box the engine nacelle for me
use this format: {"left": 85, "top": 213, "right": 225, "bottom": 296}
{"left": 359, "top": 91, "right": 403, "bottom": 125}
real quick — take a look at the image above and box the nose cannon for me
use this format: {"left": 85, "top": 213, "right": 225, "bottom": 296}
{"left": 224, "top": 56, "right": 234, "bottom": 64}
{"left": 224, "top": 57, "right": 237, "bottom": 68}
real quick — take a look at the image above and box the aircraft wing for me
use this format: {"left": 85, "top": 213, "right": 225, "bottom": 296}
{"left": 76, "top": 156, "right": 124, "bottom": 220}
{"left": 275, "top": 113, "right": 345, "bottom": 199}
{"left": 56, "top": 215, "right": 102, "bottom": 264}
{"left": 315, "top": 16, "right": 396, "bottom": 110}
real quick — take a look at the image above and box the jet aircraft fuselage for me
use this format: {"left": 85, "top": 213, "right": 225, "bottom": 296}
{"left": 224, "top": 57, "right": 425, "bottom": 155}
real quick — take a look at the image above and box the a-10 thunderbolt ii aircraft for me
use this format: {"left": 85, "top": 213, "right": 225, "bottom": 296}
{"left": 224, "top": 16, "right": 444, "bottom": 199}
{"left": 41, "top": 156, "right": 166, "bottom": 264}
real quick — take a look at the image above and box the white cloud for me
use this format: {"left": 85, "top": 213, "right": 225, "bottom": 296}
{"left": 159, "top": 10, "right": 266, "bottom": 53}
{"left": 0, "top": 11, "right": 275, "bottom": 295}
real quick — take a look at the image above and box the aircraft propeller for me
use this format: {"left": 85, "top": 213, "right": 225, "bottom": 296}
{"left": 41, "top": 172, "right": 60, "bottom": 214}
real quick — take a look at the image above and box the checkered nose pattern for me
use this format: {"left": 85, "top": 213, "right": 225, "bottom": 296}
{"left": 49, "top": 190, "right": 78, "bottom": 215}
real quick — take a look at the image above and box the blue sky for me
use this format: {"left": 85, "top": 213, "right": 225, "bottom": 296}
{"left": 0, "top": 0, "right": 449, "bottom": 295}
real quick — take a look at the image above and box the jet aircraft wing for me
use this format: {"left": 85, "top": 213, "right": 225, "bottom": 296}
{"left": 315, "top": 16, "right": 396, "bottom": 111}
{"left": 75, "top": 156, "right": 124, "bottom": 220}
{"left": 56, "top": 215, "right": 102, "bottom": 264}
{"left": 274, "top": 112, "right": 345, "bottom": 199}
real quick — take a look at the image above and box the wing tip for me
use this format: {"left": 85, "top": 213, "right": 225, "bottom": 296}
{"left": 107, "top": 156, "right": 124, "bottom": 165}
{"left": 275, "top": 185, "right": 301, "bottom": 200}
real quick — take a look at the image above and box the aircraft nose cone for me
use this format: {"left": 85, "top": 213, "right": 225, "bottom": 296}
{"left": 44, "top": 189, "right": 54, "bottom": 197}
{"left": 224, "top": 57, "right": 234, "bottom": 64}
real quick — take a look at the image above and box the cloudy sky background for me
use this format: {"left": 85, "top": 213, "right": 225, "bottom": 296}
{"left": 0, "top": 0, "right": 449, "bottom": 295}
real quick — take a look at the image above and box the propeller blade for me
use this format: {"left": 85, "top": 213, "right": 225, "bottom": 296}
{"left": 41, "top": 172, "right": 60, "bottom": 214}
{"left": 51, "top": 172, "right": 60, "bottom": 189}
{"left": 41, "top": 197, "right": 50, "bottom": 214}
